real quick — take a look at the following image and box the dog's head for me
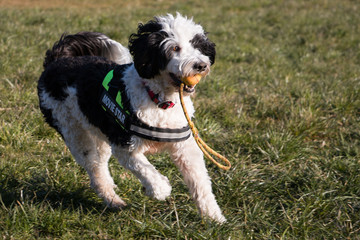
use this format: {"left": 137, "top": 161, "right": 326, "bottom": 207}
{"left": 128, "top": 13, "right": 216, "bottom": 93}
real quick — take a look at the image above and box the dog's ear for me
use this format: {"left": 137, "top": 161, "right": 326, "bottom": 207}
{"left": 129, "top": 21, "right": 169, "bottom": 79}
{"left": 190, "top": 33, "right": 216, "bottom": 65}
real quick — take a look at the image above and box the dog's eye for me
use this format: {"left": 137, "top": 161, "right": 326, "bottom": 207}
{"left": 173, "top": 46, "right": 181, "bottom": 52}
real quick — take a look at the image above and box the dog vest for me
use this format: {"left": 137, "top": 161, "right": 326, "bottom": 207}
{"left": 100, "top": 65, "right": 191, "bottom": 142}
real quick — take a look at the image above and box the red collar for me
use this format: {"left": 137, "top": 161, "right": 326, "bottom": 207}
{"left": 143, "top": 84, "right": 175, "bottom": 109}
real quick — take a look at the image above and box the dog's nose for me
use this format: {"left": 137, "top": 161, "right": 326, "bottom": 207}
{"left": 193, "top": 62, "right": 207, "bottom": 72}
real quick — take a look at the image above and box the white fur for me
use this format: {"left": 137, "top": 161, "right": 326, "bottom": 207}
{"left": 40, "top": 13, "right": 225, "bottom": 223}
{"left": 96, "top": 34, "right": 133, "bottom": 65}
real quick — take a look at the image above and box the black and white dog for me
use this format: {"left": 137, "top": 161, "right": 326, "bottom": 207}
{"left": 38, "top": 13, "right": 225, "bottom": 223}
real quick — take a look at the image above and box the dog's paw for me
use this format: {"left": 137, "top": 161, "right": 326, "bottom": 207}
{"left": 198, "top": 197, "right": 227, "bottom": 224}
{"left": 201, "top": 209, "right": 227, "bottom": 224}
{"left": 106, "top": 195, "right": 127, "bottom": 209}
{"left": 144, "top": 175, "right": 172, "bottom": 200}
{"left": 212, "top": 213, "right": 227, "bottom": 224}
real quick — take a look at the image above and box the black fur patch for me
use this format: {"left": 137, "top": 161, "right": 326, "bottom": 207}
{"left": 38, "top": 57, "right": 80, "bottom": 101}
{"left": 38, "top": 56, "right": 134, "bottom": 146}
{"left": 190, "top": 34, "right": 216, "bottom": 65}
{"left": 128, "top": 21, "right": 170, "bottom": 79}
{"left": 44, "top": 32, "right": 108, "bottom": 69}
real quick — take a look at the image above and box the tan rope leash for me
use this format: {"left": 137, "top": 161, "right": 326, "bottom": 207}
{"left": 179, "top": 83, "right": 231, "bottom": 170}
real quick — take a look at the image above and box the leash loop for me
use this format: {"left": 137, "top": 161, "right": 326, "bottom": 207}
{"left": 179, "top": 83, "right": 231, "bottom": 170}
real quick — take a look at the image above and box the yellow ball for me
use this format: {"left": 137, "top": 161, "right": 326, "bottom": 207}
{"left": 181, "top": 74, "right": 202, "bottom": 86}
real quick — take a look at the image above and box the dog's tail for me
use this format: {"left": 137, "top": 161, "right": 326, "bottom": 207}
{"left": 43, "top": 31, "right": 132, "bottom": 68}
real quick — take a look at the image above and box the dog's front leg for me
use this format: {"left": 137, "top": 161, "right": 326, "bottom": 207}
{"left": 169, "top": 137, "right": 226, "bottom": 223}
{"left": 112, "top": 146, "right": 172, "bottom": 200}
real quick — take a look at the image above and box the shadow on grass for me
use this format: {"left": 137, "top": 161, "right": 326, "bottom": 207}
{"left": 0, "top": 172, "right": 121, "bottom": 215}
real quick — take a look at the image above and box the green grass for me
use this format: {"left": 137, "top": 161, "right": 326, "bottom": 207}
{"left": 1, "top": 0, "right": 360, "bottom": 238}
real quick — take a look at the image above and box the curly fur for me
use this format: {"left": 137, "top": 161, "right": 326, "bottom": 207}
{"left": 37, "top": 13, "right": 225, "bottom": 223}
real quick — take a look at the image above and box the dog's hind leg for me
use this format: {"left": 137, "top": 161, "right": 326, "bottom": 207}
{"left": 112, "top": 146, "right": 172, "bottom": 201}
{"left": 61, "top": 123, "right": 126, "bottom": 208}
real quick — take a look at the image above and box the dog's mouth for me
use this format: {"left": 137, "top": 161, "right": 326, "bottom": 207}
{"left": 169, "top": 73, "right": 196, "bottom": 93}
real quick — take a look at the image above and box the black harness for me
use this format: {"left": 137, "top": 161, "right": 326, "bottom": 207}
{"left": 99, "top": 65, "right": 191, "bottom": 142}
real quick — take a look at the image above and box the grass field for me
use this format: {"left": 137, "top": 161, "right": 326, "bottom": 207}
{"left": 1, "top": 0, "right": 360, "bottom": 239}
